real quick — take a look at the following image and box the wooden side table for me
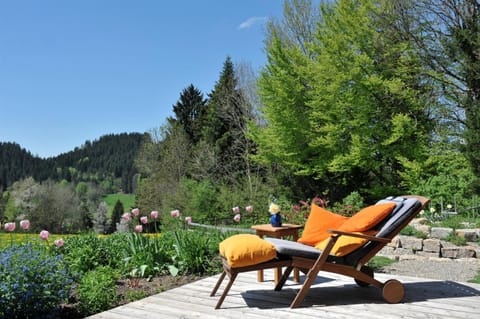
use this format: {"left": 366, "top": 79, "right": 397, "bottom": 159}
{"left": 251, "top": 223, "right": 303, "bottom": 284}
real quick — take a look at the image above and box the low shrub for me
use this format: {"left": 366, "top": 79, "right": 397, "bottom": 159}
{"left": 0, "top": 243, "right": 74, "bottom": 319}
{"left": 400, "top": 225, "right": 428, "bottom": 239}
{"left": 443, "top": 233, "right": 468, "bottom": 246}
{"left": 76, "top": 266, "right": 119, "bottom": 316}
{"left": 367, "top": 256, "right": 396, "bottom": 271}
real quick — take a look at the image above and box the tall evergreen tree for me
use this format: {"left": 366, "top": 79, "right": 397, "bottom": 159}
{"left": 109, "top": 199, "right": 124, "bottom": 233}
{"left": 202, "top": 56, "right": 253, "bottom": 183}
{"left": 170, "top": 84, "right": 207, "bottom": 144}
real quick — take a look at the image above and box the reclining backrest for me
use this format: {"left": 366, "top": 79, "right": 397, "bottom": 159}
{"left": 344, "top": 196, "right": 422, "bottom": 265}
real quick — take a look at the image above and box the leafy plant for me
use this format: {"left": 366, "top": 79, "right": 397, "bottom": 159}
{"left": 367, "top": 256, "right": 396, "bottom": 271}
{"left": 170, "top": 229, "right": 223, "bottom": 275}
{"left": 0, "top": 243, "right": 74, "bottom": 319}
{"left": 76, "top": 266, "right": 119, "bottom": 316}
{"left": 443, "top": 233, "right": 467, "bottom": 246}
{"left": 468, "top": 272, "right": 480, "bottom": 284}
{"left": 62, "top": 232, "right": 127, "bottom": 274}
{"left": 123, "top": 232, "right": 171, "bottom": 277}
{"left": 400, "top": 225, "right": 428, "bottom": 239}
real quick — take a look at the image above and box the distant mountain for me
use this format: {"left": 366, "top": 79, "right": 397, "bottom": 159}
{"left": 0, "top": 132, "right": 147, "bottom": 192}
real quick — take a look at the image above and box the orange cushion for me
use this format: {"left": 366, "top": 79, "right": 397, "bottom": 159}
{"left": 219, "top": 234, "right": 277, "bottom": 268}
{"left": 315, "top": 230, "right": 377, "bottom": 256}
{"left": 338, "top": 203, "right": 396, "bottom": 232}
{"left": 297, "top": 204, "right": 349, "bottom": 246}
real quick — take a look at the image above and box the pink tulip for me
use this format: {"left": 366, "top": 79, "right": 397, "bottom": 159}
{"left": 245, "top": 205, "right": 253, "bottom": 213}
{"left": 233, "top": 214, "right": 241, "bottom": 222}
{"left": 134, "top": 225, "right": 143, "bottom": 233}
{"left": 20, "top": 219, "right": 30, "bottom": 230}
{"left": 4, "top": 222, "right": 15, "bottom": 232}
{"left": 232, "top": 206, "right": 240, "bottom": 213}
{"left": 39, "top": 230, "right": 50, "bottom": 240}
{"left": 185, "top": 216, "right": 192, "bottom": 224}
{"left": 131, "top": 208, "right": 140, "bottom": 217}
{"left": 170, "top": 210, "right": 180, "bottom": 218}
{"left": 54, "top": 238, "right": 64, "bottom": 247}
{"left": 122, "top": 213, "right": 131, "bottom": 221}
{"left": 140, "top": 216, "right": 148, "bottom": 224}
{"left": 150, "top": 211, "right": 159, "bottom": 219}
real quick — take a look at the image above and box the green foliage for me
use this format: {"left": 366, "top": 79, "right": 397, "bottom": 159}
{"left": 254, "top": 0, "right": 432, "bottom": 201}
{"left": 332, "top": 191, "right": 365, "bottom": 216}
{"left": 443, "top": 233, "right": 468, "bottom": 246}
{"left": 468, "top": 272, "right": 480, "bottom": 284}
{"left": 76, "top": 266, "right": 119, "bottom": 316}
{"left": 367, "top": 256, "right": 396, "bottom": 271}
{"left": 170, "top": 230, "right": 221, "bottom": 275}
{"left": 0, "top": 243, "right": 74, "bottom": 319}
{"left": 0, "top": 133, "right": 144, "bottom": 193}
{"left": 103, "top": 193, "right": 136, "bottom": 215}
{"left": 123, "top": 233, "right": 170, "bottom": 277}
{"left": 109, "top": 199, "right": 125, "bottom": 233}
{"left": 62, "top": 233, "right": 127, "bottom": 274}
{"left": 400, "top": 225, "right": 428, "bottom": 239}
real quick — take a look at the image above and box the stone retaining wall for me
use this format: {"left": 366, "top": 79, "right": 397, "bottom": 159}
{"left": 378, "top": 218, "right": 480, "bottom": 260}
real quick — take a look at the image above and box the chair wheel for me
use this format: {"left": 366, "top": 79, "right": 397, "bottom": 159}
{"left": 354, "top": 265, "right": 374, "bottom": 287}
{"left": 382, "top": 279, "right": 404, "bottom": 303}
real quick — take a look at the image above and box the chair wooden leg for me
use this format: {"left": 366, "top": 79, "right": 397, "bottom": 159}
{"left": 290, "top": 236, "right": 339, "bottom": 308}
{"left": 275, "top": 266, "right": 293, "bottom": 291}
{"left": 210, "top": 270, "right": 227, "bottom": 296}
{"left": 214, "top": 272, "right": 238, "bottom": 309}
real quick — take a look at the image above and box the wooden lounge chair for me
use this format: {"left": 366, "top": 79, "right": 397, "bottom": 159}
{"left": 211, "top": 195, "right": 429, "bottom": 309}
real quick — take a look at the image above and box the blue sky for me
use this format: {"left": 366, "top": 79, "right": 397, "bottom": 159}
{"left": 0, "top": 0, "right": 284, "bottom": 158}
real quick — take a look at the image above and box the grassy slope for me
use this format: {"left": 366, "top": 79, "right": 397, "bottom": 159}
{"left": 103, "top": 193, "right": 136, "bottom": 216}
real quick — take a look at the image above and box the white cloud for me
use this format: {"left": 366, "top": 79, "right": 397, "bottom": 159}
{"left": 238, "top": 16, "right": 267, "bottom": 30}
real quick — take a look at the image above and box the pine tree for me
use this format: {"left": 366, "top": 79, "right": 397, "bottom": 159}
{"left": 202, "top": 56, "right": 253, "bottom": 183}
{"left": 109, "top": 199, "right": 124, "bottom": 233}
{"left": 170, "top": 84, "right": 207, "bottom": 144}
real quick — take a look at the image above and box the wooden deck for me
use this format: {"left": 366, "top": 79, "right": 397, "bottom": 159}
{"left": 87, "top": 270, "right": 480, "bottom": 319}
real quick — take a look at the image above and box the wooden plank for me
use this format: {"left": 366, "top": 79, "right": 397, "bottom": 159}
{"left": 88, "top": 271, "right": 480, "bottom": 319}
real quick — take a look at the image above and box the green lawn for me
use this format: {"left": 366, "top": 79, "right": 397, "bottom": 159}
{"left": 103, "top": 193, "right": 136, "bottom": 216}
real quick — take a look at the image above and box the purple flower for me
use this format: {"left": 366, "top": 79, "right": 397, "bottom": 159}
{"left": 232, "top": 206, "right": 240, "bottom": 213}
{"left": 233, "top": 214, "right": 241, "bottom": 222}
{"left": 150, "top": 211, "right": 159, "bottom": 219}
{"left": 140, "top": 216, "right": 148, "bottom": 224}
{"left": 134, "top": 225, "right": 143, "bottom": 233}
{"left": 171, "top": 210, "right": 180, "bottom": 218}
{"left": 122, "top": 213, "right": 131, "bottom": 221}
{"left": 245, "top": 205, "right": 253, "bottom": 213}
{"left": 185, "top": 216, "right": 192, "bottom": 224}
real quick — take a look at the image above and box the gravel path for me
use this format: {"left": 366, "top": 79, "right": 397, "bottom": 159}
{"left": 380, "top": 257, "right": 480, "bottom": 283}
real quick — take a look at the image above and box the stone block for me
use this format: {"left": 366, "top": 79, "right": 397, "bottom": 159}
{"left": 400, "top": 236, "right": 423, "bottom": 251}
{"left": 423, "top": 238, "right": 441, "bottom": 253}
{"left": 455, "top": 229, "right": 478, "bottom": 242}
{"left": 430, "top": 227, "right": 453, "bottom": 239}
{"left": 441, "top": 247, "right": 476, "bottom": 259}
{"left": 393, "top": 247, "right": 414, "bottom": 255}
{"left": 378, "top": 246, "right": 396, "bottom": 256}
{"left": 411, "top": 217, "right": 429, "bottom": 225}
{"left": 416, "top": 251, "right": 440, "bottom": 258}
{"left": 387, "top": 236, "right": 400, "bottom": 248}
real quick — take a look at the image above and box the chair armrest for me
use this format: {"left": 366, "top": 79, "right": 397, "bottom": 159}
{"left": 327, "top": 229, "right": 390, "bottom": 244}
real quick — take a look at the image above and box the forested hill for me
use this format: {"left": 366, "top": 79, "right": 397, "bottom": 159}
{"left": 0, "top": 132, "right": 146, "bottom": 192}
